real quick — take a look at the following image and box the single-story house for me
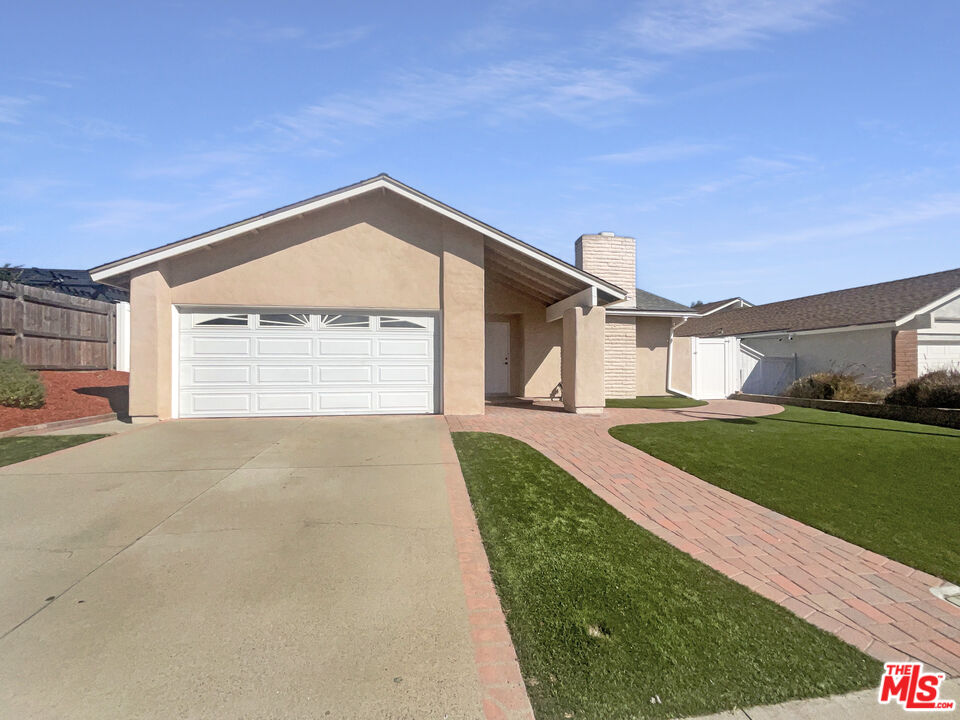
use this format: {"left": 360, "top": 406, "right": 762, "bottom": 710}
{"left": 90, "top": 174, "right": 694, "bottom": 421}
{"left": 692, "top": 297, "right": 753, "bottom": 315}
{"left": 670, "top": 268, "right": 960, "bottom": 398}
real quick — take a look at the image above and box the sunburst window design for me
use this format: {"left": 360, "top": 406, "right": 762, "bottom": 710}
{"left": 379, "top": 317, "right": 428, "bottom": 329}
{"left": 194, "top": 313, "right": 249, "bottom": 327}
{"left": 318, "top": 314, "right": 369, "bottom": 328}
{"left": 259, "top": 313, "right": 310, "bottom": 328}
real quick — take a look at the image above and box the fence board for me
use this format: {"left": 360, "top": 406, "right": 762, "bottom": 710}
{"left": 0, "top": 281, "right": 117, "bottom": 370}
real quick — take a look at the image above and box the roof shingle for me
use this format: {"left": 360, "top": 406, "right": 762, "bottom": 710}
{"left": 675, "top": 268, "right": 960, "bottom": 337}
{"left": 632, "top": 288, "right": 692, "bottom": 312}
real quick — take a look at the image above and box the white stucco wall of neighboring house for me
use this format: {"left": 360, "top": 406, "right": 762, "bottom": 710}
{"left": 917, "top": 294, "right": 960, "bottom": 373}
{"left": 740, "top": 326, "right": 895, "bottom": 388}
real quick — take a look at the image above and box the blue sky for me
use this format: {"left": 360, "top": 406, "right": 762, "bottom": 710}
{"left": 1, "top": 1, "right": 958, "bottom": 305}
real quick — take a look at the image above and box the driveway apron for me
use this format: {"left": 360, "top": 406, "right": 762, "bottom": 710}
{"left": 0, "top": 415, "right": 482, "bottom": 719}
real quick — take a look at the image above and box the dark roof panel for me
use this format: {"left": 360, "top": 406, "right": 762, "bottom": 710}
{"left": 675, "top": 268, "right": 960, "bottom": 337}
{"left": 16, "top": 268, "right": 129, "bottom": 303}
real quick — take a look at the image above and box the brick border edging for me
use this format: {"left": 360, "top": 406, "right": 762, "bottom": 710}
{"left": 0, "top": 412, "right": 119, "bottom": 438}
{"left": 443, "top": 458, "right": 535, "bottom": 720}
{"left": 731, "top": 393, "right": 960, "bottom": 430}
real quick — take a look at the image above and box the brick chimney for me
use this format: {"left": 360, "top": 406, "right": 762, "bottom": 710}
{"left": 575, "top": 232, "right": 636, "bottom": 306}
{"left": 574, "top": 232, "right": 637, "bottom": 399}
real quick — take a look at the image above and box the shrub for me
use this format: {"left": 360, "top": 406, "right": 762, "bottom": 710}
{"left": 885, "top": 369, "right": 960, "bottom": 409}
{"left": 784, "top": 371, "right": 884, "bottom": 403}
{"left": 0, "top": 358, "right": 46, "bottom": 409}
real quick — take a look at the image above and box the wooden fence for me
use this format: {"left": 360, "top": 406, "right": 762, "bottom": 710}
{"left": 0, "top": 281, "right": 117, "bottom": 370}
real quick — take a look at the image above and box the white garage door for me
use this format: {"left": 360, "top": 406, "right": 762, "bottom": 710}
{"left": 178, "top": 310, "right": 437, "bottom": 417}
{"left": 918, "top": 334, "right": 960, "bottom": 375}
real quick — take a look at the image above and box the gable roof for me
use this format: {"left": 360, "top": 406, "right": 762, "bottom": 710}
{"left": 675, "top": 267, "right": 960, "bottom": 338}
{"left": 692, "top": 297, "right": 752, "bottom": 315}
{"left": 89, "top": 174, "right": 626, "bottom": 302}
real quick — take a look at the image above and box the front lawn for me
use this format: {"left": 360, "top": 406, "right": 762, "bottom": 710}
{"left": 0, "top": 434, "right": 107, "bottom": 467}
{"left": 452, "top": 432, "right": 880, "bottom": 720}
{"left": 610, "top": 406, "right": 960, "bottom": 585}
{"left": 606, "top": 395, "right": 707, "bottom": 409}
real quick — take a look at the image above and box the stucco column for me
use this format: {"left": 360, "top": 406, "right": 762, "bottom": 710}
{"left": 441, "top": 228, "right": 485, "bottom": 415}
{"left": 129, "top": 268, "right": 172, "bottom": 422}
{"left": 561, "top": 305, "right": 605, "bottom": 414}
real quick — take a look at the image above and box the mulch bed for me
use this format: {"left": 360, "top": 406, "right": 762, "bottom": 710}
{"left": 0, "top": 370, "right": 129, "bottom": 432}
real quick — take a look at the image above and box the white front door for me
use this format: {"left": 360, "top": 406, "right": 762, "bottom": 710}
{"left": 485, "top": 321, "right": 511, "bottom": 395}
{"left": 178, "top": 310, "right": 437, "bottom": 417}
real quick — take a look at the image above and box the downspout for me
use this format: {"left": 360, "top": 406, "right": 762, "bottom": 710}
{"left": 666, "top": 318, "right": 696, "bottom": 399}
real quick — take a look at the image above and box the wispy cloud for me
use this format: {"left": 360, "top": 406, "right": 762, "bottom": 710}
{"left": 0, "top": 96, "right": 35, "bottom": 124}
{"left": 593, "top": 140, "right": 723, "bottom": 164}
{"left": 212, "top": 19, "right": 371, "bottom": 50}
{"left": 633, "top": 153, "right": 814, "bottom": 211}
{"left": 721, "top": 192, "right": 960, "bottom": 250}
{"left": 71, "top": 199, "right": 178, "bottom": 231}
{"left": 60, "top": 117, "right": 143, "bottom": 143}
{"left": 212, "top": 20, "right": 306, "bottom": 43}
{"left": 266, "top": 58, "right": 656, "bottom": 143}
{"left": 132, "top": 150, "right": 255, "bottom": 179}
{"left": 621, "top": 0, "right": 842, "bottom": 54}
{"left": 310, "top": 26, "right": 373, "bottom": 50}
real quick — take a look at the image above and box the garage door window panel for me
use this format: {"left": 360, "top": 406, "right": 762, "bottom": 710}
{"left": 258, "top": 313, "right": 310, "bottom": 328}
{"left": 194, "top": 313, "right": 250, "bottom": 328}
{"left": 318, "top": 314, "right": 370, "bottom": 328}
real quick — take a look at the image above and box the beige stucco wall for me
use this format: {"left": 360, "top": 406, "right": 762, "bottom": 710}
{"left": 741, "top": 326, "right": 894, "bottom": 387}
{"left": 485, "top": 277, "right": 562, "bottom": 398}
{"left": 128, "top": 191, "right": 486, "bottom": 418}
{"left": 635, "top": 317, "right": 672, "bottom": 395}
{"left": 670, "top": 335, "right": 693, "bottom": 396}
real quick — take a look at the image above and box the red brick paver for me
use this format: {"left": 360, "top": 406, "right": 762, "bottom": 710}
{"left": 448, "top": 399, "right": 960, "bottom": 677}
{"left": 444, "top": 457, "right": 535, "bottom": 720}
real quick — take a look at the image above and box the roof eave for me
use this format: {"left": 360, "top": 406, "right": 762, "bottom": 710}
{"left": 90, "top": 174, "right": 627, "bottom": 301}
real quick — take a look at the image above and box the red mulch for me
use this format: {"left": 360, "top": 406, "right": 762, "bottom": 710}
{"left": 0, "top": 370, "right": 129, "bottom": 432}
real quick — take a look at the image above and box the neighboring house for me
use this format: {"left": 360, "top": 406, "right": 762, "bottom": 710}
{"left": 671, "top": 268, "right": 960, "bottom": 398}
{"left": 692, "top": 297, "right": 753, "bottom": 315}
{"left": 16, "top": 268, "right": 130, "bottom": 303}
{"left": 91, "top": 174, "right": 674, "bottom": 420}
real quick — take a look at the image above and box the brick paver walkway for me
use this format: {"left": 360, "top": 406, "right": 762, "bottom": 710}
{"left": 448, "top": 399, "right": 960, "bottom": 677}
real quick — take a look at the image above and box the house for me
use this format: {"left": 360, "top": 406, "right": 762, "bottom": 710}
{"left": 692, "top": 297, "right": 753, "bottom": 315}
{"left": 670, "top": 268, "right": 960, "bottom": 398}
{"left": 90, "top": 174, "right": 692, "bottom": 421}
{"left": 16, "top": 268, "right": 130, "bottom": 303}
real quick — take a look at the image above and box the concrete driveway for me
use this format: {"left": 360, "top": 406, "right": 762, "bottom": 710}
{"left": 0, "top": 416, "right": 482, "bottom": 719}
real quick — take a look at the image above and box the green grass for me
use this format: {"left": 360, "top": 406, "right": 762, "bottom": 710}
{"left": 606, "top": 395, "right": 708, "bottom": 409}
{"left": 452, "top": 432, "right": 880, "bottom": 720}
{"left": 0, "top": 434, "right": 106, "bottom": 467}
{"left": 610, "top": 406, "right": 960, "bottom": 585}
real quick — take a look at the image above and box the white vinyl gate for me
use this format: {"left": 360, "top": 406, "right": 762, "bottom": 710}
{"left": 177, "top": 310, "right": 437, "bottom": 417}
